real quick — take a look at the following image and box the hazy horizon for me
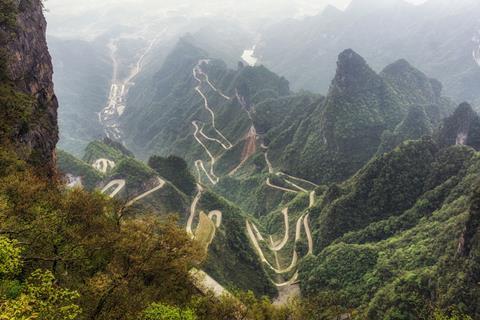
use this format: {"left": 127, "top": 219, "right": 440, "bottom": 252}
{"left": 45, "top": 0, "right": 430, "bottom": 39}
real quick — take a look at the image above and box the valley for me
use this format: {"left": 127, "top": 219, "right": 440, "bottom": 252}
{"left": 4, "top": 0, "right": 480, "bottom": 318}
{"left": 100, "top": 36, "right": 159, "bottom": 142}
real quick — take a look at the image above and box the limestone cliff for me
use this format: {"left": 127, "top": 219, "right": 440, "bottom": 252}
{"left": 1, "top": 0, "right": 58, "bottom": 175}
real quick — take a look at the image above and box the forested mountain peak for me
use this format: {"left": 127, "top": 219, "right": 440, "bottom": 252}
{"left": 381, "top": 59, "right": 444, "bottom": 106}
{"left": 327, "top": 49, "right": 381, "bottom": 96}
{"left": 4, "top": 0, "right": 480, "bottom": 317}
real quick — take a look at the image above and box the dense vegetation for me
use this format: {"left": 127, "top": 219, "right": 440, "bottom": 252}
{"left": 3, "top": 2, "right": 480, "bottom": 318}
{"left": 299, "top": 137, "right": 480, "bottom": 318}
{"left": 148, "top": 155, "right": 196, "bottom": 196}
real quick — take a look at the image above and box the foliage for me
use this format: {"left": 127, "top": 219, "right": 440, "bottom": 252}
{"left": 142, "top": 303, "right": 196, "bottom": 320}
{"left": 0, "top": 84, "right": 35, "bottom": 145}
{"left": 82, "top": 140, "right": 127, "bottom": 164}
{"left": 199, "top": 191, "right": 277, "bottom": 297}
{"left": 0, "top": 270, "right": 81, "bottom": 320}
{"left": 190, "top": 290, "right": 302, "bottom": 320}
{"left": 300, "top": 138, "right": 480, "bottom": 318}
{"left": 148, "top": 155, "right": 196, "bottom": 196}
{"left": 110, "top": 157, "right": 156, "bottom": 193}
{"left": 435, "top": 103, "right": 480, "bottom": 151}
{"left": 0, "top": 236, "right": 22, "bottom": 278}
{"left": 57, "top": 150, "right": 103, "bottom": 189}
{"left": 0, "top": 148, "right": 204, "bottom": 320}
{"left": 0, "top": 0, "right": 17, "bottom": 32}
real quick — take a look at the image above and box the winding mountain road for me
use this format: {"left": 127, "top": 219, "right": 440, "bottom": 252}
{"left": 125, "top": 177, "right": 165, "bottom": 207}
{"left": 266, "top": 178, "right": 299, "bottom": 193}
{"left": 267, "top": 208, "right": 289, "bottom": 251}
{"left": 101, "top": 179, "right": 126, "bottom": 197}
{"left": 186, "top": 183, "right": 223, "bottom": 250}
{"left": 100, "top": 175, "right": 165, "bottom": 209}
{"left": 245, "top": 142, "right": 318, "bottom": 289}
{"left": 208, "top": 210, "right": 222, "bottom": 228}
{"left": 93, "top": 158, "right": 116, "bottom": 174}
{"left": 191, "top": 59, "right": 239, "bottom": 186}
{"left": 195, "top": 60, "right": 232, "bottom": 101}
{"left": 187, "top": 183, "right": 204, "bottom": 237}
{"left": 188, "top": 59, "right": 318, "bottom": 292}
{"left": 193, "top": 61, "right": 233, "bottom": 150}
{"left": 100, "top": 36, "right": 159, "bottom": 142}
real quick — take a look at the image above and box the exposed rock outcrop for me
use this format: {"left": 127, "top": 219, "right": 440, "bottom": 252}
{"left": 1, "top": 0, "right": 58, "bottom": 175}
{"left": 436, "top": 102, "right": 480, "bottom": 150}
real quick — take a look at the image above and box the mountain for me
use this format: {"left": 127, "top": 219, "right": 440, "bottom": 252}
{"left": 435, "top": 102, "right": 480, "bottom": 150}
{"left": 4, "top": 1, "right": 480, "bottom": 317}
{"left": 256, "top": 0, "right": 480, "bottom": 107}
{"left": 0, "top": 0, "right": 58, "bottom": 175}
{"left": 57, "top": 139, "right": 276, "bottom": 297}
{"left": 121, "top": 38, "right": 289, "bottom": 163}
{"left": 300, "top": 136, "right": 480, "bottom": 318}
{"left": 257, "top": 50, "right": 453, "bottom": 183}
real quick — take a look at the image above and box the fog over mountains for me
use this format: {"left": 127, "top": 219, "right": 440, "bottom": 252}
{"left": 3, "top": 0, "right": 480, "bottom": 318}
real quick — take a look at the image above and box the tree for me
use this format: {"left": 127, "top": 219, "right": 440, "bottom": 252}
{"left": 0, "top": 269, "right": 81, "bottom": 320}
{"left": 148, "top": 156, "right": 196, "bottom": 196}
{"left": 0, "top": 236, "right": 22, "bottom": 278}
{"left": 142, "top": 303, "right": 197, "bottom": 320}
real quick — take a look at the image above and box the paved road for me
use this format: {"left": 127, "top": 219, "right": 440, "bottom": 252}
{"left": 189, "top": 59, "right": 319, "bottom": 292}
{"left": 125, "top": 177, "right": 165, "bottom": 207}
{"left": 193, "top": 60, "right": 233, "bottom": 150}
{"left": 195, "top": 60, "right": 231, "bottom": 101}
{"left": 245, "top": 142, "right": 318, "bottom": 289}
{"left": 246, "top": 208, "right": 313, "bottom": 277}
{"left": 266, "top": 178, "right": 299, "bottom": 193}
{"left": 100, "top": 36, "right": 159, "bottom": 142}
{"left": 187, "top": 184, "right": 204, "bottom": 237}
{"left": 208, "top": 210, "right": 222, "bottom": 227}
{"left": 93, "top": 158, "right": 116, "bottom": 174}
{"left": 101, "top": 177, "right": 166, "bottom": 208}
{"left": 101, "top": 179, "right": 126, "bottom": 197}
{"left": 303, "top": 214, "right": 314, "bottom": 255}
{"left": 190, "top": 268, "right": 227, "bottom": 297}
{"left": 268, "top": 208, "right": 290, "bottom": 251}
{"left": 192, "top": 122, "right": 223, "bottom": 185}
{"left": 191, "top": 58, "right": 239, "bottom": 186}
{"left": 187, "top": 183, "right": 223, "bottom": 240}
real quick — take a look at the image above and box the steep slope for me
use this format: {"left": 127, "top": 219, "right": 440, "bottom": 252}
{"left": 258, "top": 50, "right": 453, "bottom": 183}
{"left": 300, "top": 136, "right": 480, "bottom": 318}
{"left": 58, "top": 139, "right": 276, "bottom": 297}
{"left": 436, "top": 102, "right": 480, "bottom": 150}
{"left": 0, "top": 0, "right": 58, "bottom": 175}
{"left": 122, "top": 38, "right": 289, "bottom": 164}
{"left": 377, "top": 105, "right": 434, "bottom": 154}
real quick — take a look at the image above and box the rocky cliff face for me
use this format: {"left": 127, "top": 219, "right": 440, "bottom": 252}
{"left": 2, "top": 0, "right": 58, "bottom": 174}
{"left": 436, "top": 103, "right": 480, "bottom": 150}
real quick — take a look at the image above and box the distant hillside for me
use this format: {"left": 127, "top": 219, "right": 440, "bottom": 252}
{"left": 255, "top": 50, "right": 454, "bottom": 183}
{"left": 257, "top": 0, "right": 480, "bottom": 107}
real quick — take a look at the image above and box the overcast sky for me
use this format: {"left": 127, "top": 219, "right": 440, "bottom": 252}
{"left": 44, "top": 0, "right": 428, "bottom": 15}
{"left": 44, "top": 0, "right": 429, "bottom": 39}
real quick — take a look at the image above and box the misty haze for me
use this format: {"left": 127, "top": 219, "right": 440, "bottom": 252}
{"left": 0, "top": 0, "right": 480, "bottom": 319}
